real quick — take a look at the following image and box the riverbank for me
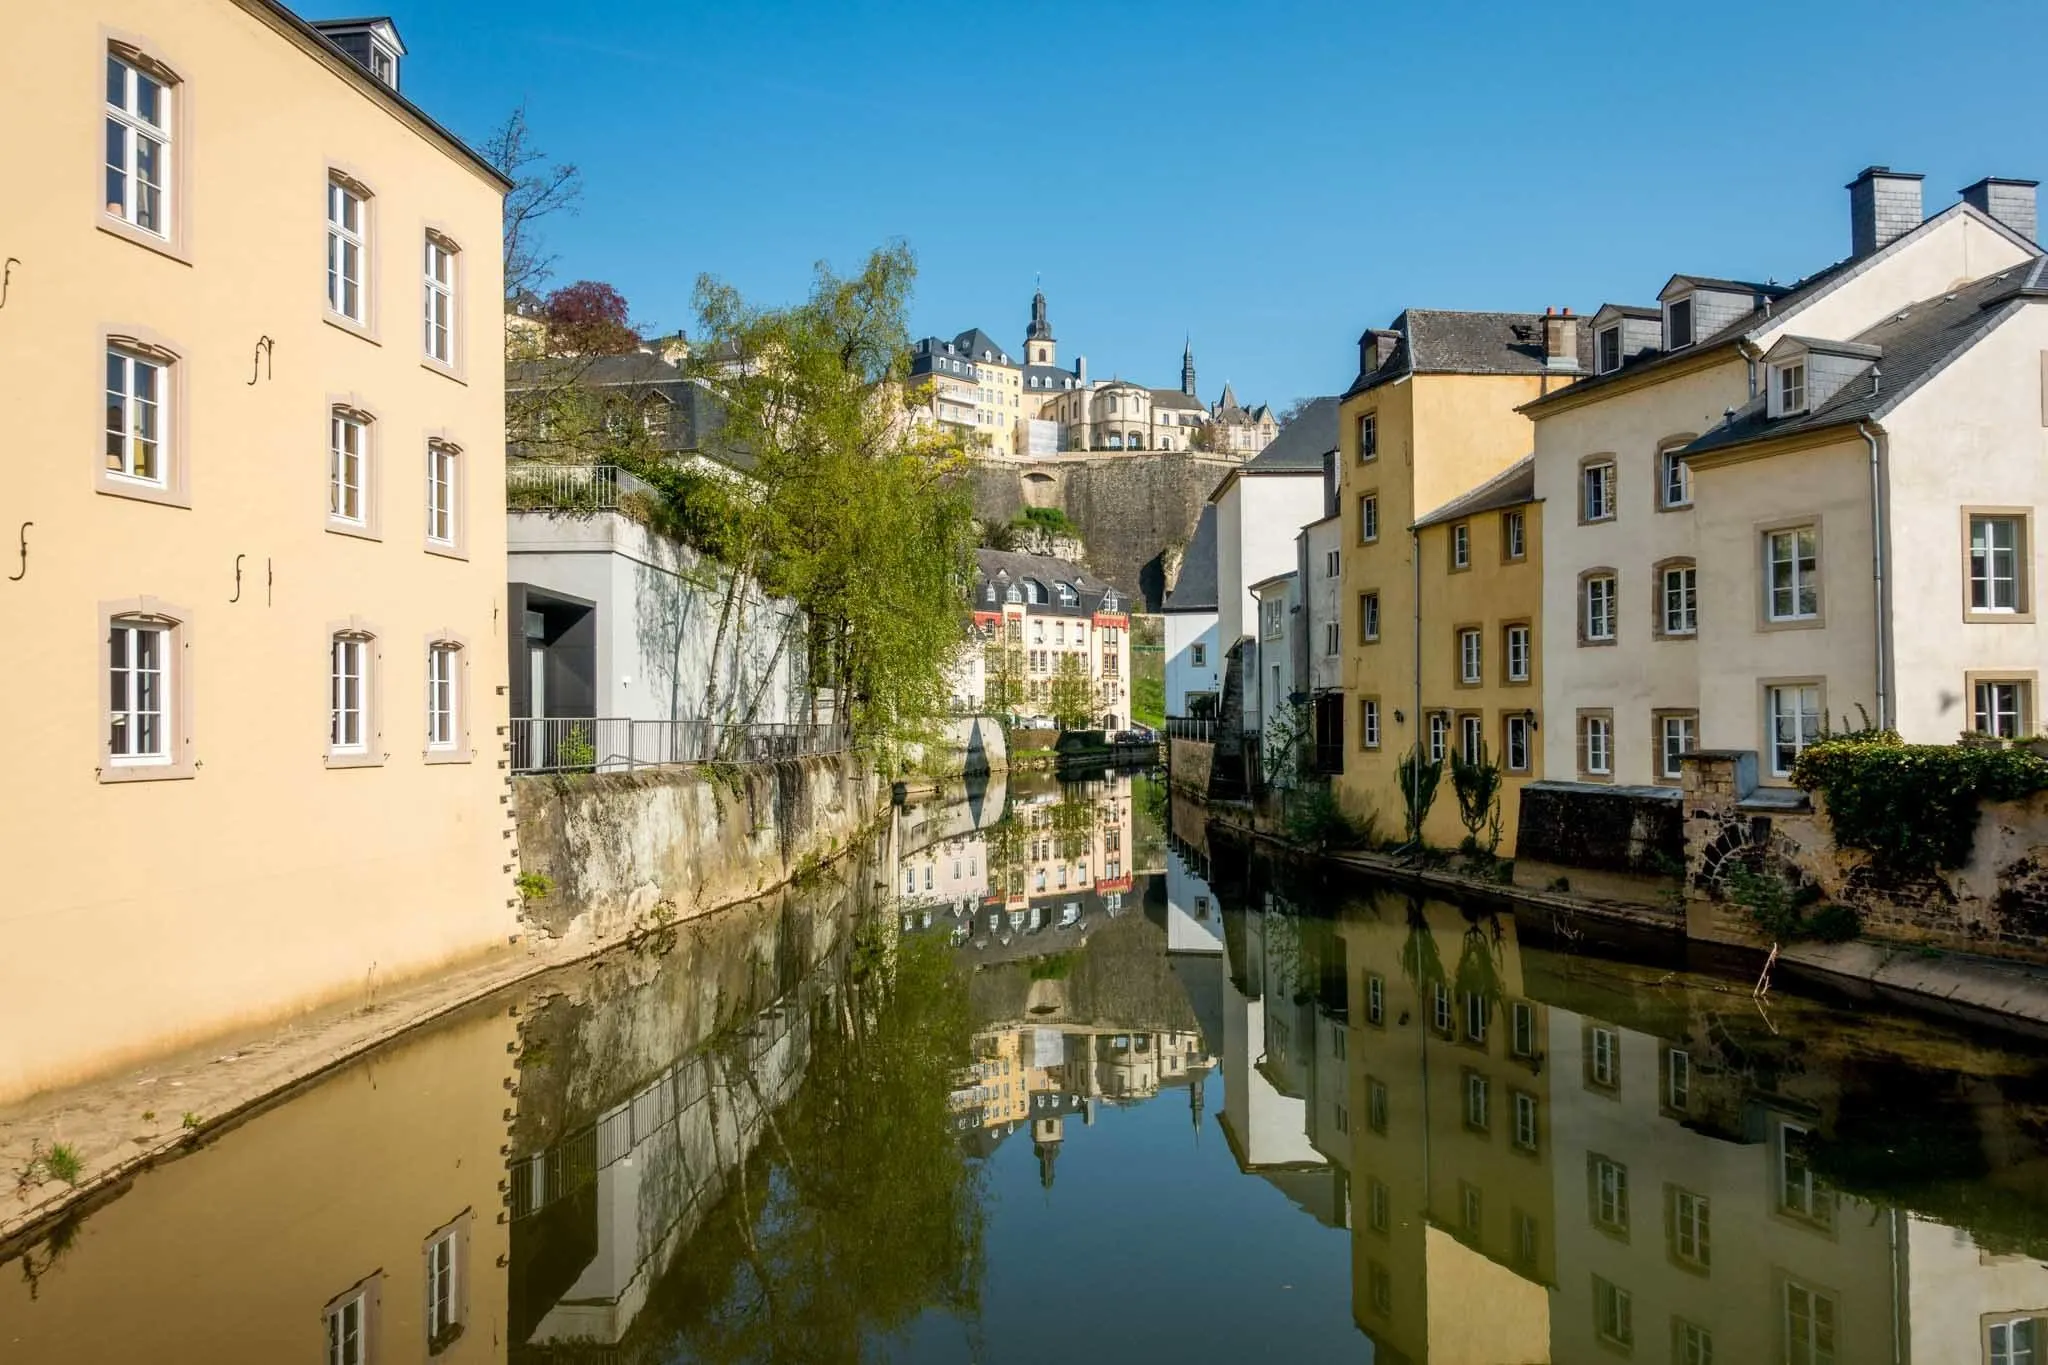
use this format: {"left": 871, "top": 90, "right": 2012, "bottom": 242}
{"left": 1206, "top": 802, "right": 2048, "bottom": 1041}
{"left": 0, "top": 754, "right": 887, "bottom": 1250}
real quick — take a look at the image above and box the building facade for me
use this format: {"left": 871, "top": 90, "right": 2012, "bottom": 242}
{"left": 1, "top": 2, "right": 515, "bottom": 1102}
{"left": 1163, "top": 504, "right": 1222, "bottom": 716}
{"left": 966, "top": 549, "right": 1133, "bottom": 729}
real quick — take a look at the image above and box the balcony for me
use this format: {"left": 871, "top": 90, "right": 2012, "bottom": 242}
{"left": 506, "top": 462, "right": 654, "bottom": 513}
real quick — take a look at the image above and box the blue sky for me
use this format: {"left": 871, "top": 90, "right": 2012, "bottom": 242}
{"left": 345, "top": 0, "right": 2041, "bottom": 408}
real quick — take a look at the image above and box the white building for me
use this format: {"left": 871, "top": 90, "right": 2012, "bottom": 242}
{"left": 1250, "top": 570, "right": 1302, "bottom": 782}
{"left": 1163, "top": 505, "right": 1221, "bottom": 717}
{"left": 1209, "top": 397, "right": 1340, "bottom": 670}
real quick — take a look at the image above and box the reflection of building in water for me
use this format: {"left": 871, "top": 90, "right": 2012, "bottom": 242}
{"left": 1165, "top": 836, "right": 1223, "bottom": 955}
{"left": 952, "top": 1025, "right": 1211, "bottom": 1129}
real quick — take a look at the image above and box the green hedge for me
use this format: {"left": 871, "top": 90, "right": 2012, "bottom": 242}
{"left": 1792, "top": 736, "right": 2048, "bottom": 872}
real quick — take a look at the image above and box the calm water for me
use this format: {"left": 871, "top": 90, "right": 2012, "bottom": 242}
{"left": 9, "top": 771, "right": 2048, "bottom": 1363}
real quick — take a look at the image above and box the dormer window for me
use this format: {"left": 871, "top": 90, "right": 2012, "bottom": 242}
{"left": 310, "top": 18, "right": 405, "bottom": 92}
{"left": 1666, "top": 297, "right": 1694, "bottom": 350}
{"left": 1597, "top": 326, "right": 1621, "bottom": 375}
{"left": 1776, "top": 362, "right": 1807, "bottom": 415}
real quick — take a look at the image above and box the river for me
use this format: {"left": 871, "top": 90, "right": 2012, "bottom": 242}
{"left": 5, "top": 770, "right": 2048, "bottom": 1363}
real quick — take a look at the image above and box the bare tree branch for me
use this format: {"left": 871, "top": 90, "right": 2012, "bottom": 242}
{"left": 480, "top": 103, "right": 584, "bottom": 302}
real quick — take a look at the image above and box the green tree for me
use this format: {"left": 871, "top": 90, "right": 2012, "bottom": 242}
{"left": 1047, "top": 653, "right": 1098, "bottom": 731}
{"left": 980, "top": 631, "right": 1027, "bottom": 716}
{"left": 1396, "top": 746, "right": 1444, "bottom": 846}
{"left": 1450, "top": 741, "right": 1506, "bottom": 855}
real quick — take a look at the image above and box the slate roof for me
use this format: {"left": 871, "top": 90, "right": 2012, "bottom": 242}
{"left": 973, "top": 548, "right": 1129, "bottom": 616}
{"left": 1164, "top": 504, "right": 1220, "bottom": 613}
{"left": 1024, "top": 364, "right": 1082, "bottom": 392}
{"left": 1348, "top": 310, "right": 1596, "bottom": 396}
{"left": 1413, "top": 455, "right": 1536, "bottom": 529}
{"left": 1242, "top": 395, "right": 1340, "bottom": 472}
{"left": 952, "top": 328, "right": 1016, "bottom": 367}
{"left": 1150, "top": 389, "right": 1207, "bottom": 411}
{"left": 1682, "top": 257, "right": 2048, "bottom": 460}
{"left": 505, "top": 351, "right": 751, "bottom": 471}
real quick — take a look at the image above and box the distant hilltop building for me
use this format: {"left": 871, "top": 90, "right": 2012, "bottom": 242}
{"left": 911, "top": 289, "right": 1279, "bottom": 459}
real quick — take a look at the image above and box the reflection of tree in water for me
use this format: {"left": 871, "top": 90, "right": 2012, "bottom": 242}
{"left": 1047, "top": 793, "right": 1099, "bottom": 863}
{"left": 660, "top": 924, "right": 986, "bottom": 1363}
{"left": 1452, "top": 915, "right": 1507, "bottom": 1019}
{"left": 1399, "top": 896, "right": 1447, "bottom": 998}
{"left": 982, "top": 813, "right": 1027, "bottom": 901}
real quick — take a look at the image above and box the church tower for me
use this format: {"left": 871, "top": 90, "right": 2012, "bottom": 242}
{"left": 1026, "top": 288, "right": 1056, "bottom": 367}
{"left": 1181, "top": 336, "right": 1197, "bottom": 396}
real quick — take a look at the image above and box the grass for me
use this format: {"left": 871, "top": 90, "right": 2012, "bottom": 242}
{"left": 43, "top": 1144, "right": 82, "bottom": 1186}
{"left": 1131, "top": 674, "right": 1166, "bottom": 731}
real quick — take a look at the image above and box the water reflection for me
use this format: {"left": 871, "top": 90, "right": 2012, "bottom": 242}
{"left": 12, "top": 773, "right": 2048, "bottom": 1363}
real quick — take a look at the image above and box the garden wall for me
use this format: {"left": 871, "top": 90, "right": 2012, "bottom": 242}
{"left": 1511, "top": 780, "right": 1683, "bottom": 909}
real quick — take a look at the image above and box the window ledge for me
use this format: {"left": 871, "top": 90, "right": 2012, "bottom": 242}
{"left": 421, "top": 356, "right": 467, "bottom": 385}
{"left": 97, "top": 478, "right": 191, "bottom": 510}
{"left": 97, "top": 216, "right": 192, "bottom": 266}
{"left": 327, "top": 520, "right": 383, "bottom": 543}
{"left": 424, "top": 746, "right": 472, "bottom": 765}
{"left": 1758, "top": 616, "right": 1825, "bottom": 633}
{"left": 325, "top": 749, "right": 385, "bottom": 770}
{"left": 99, "top": 760, "right": 196, "bottom": 784}
{"left": 323, "top": 313, "right": 381, "bottom": 347}
{"left": 1965, "top": 610, "right": 2037, "bottom": 625}
{"left": 1579, "top": 637, "right": 1619, "bottom": 648}
{"left": 424, "top": 540, "right": 468, "bottom": 562}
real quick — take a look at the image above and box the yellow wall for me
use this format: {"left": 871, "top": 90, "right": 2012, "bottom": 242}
{"left": 1337, "top": 373, "right": 1553, "bottom": 843}
{"left": 0, "top": 1000, "right": 516, "bottom": 1360}
{"left": 0, "top": 0, "right": 516, "bottom": 1101}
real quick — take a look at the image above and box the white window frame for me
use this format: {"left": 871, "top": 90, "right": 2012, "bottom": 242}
{"left": 1667, "top": 1047, "right": 1692, "bottom": 1109}
{"left": 325, "top": 1289, "right": 367, "bottom": 1365}
{"left": 1359, "top": 493, "right": 1379, "bottom": 544}
{"left": 1661, "top": 448, "right": 1692, "bottom": 508}
{"left": 330, "top": 409, "right": 369, "bottom": 527}
{"left": 1323, "top": 620, "right": 1340, "bottom": 657}
{"left": 1582, "top": 461, "right": 1616, "bottom": 522}
{"left": 327, "top": 179, "right": 367, "bottom": 323}
{"left": 1784, "top": 1280, "right": 1837, "bottom": 1365}
{"left": 426, "top": 1225, "right": 460, "bottom": 1344}
{"left": 1504, "top": 508, "right": 1526, "bottom": 559}
{"left": 1362, "top": 699, "right": 1381, "bottom": 750}
{"left": 1590, "top": 1026, "right": 1618, "bottom": 1085}
{"left": 1324, "top": 548, "right": 1339, "bottom": 578}
{"left": 1596, "top": 324, "right": 1621, "bottom": 374}
{"left": 1506, "top": 624, "right": 1531, "bottom": 682}
{"left": 1190, "top": 642, "right": 1206, "bottom": 668}
{"left": 1460, "top": 713, "right": 1483, "bottom": 760}
{"left": 1464, "top": 1072, "right": 1489, "bottom": 1129}
{"left": 1766, "top": 526, "right": 1820, "bottom": 622}
{"left": 1990, "top": 1317, "right": 2039, "bottom": 1365}
{"left": 105, "top": 346, "right": 167, "bottom": 486}
{"left": 1431, "top": 981, "right": 1452, "bottom": 1034}
{"left": 1660, "top": 713, "right": 1698, "bottom": 780}
{"left": 1673, "top": 1188, "right": 1710, "bottom": 1266}
{"left": 1662, "top": 564, "right": 1698, "bottom": 635}
{"left": 1767, "top": 683, "right": 1821, "bottom": 777}
{"left": 330, "top": 633, "right": 371, "bottom": 756}
{"left": 1361, "top": 592, "right": 1380, "bottom": 642}
{"left": 1666, "top": 295, "right": 1694, "bottom": 350}
{"left": 1505, "top": 713, "right": 1530, "bottom": 771}
{"left": 1451, "top": 523, "right": 1470, "bottom": 568}
{"left": 1459, "top": 628, "right": 1482, "bottom": 684}
{"left": 1357, "top": 412, "right": 1377, "bottom": 461}
{"left": 427, "top": 642, "right": 460, "bottom": 751}
{"left": 1584, "top": 714, "right": 1613, "bottom": 775}
{"left": 1777, "top": 361, "right": 1807, "bottom": 415}
{"left": 1584, "top": 574, "right": 1616, "bottom": 642}
{"left": 1511, "top": 1001, "right": 1535, "bottom": 1056}
{"left": 1428, "top": 712, "right": 1449, "bottom": 764}
{"left": 108, "top": 620, "right": 172, "bottom": 765}
{"left": 1366, "top": 973, "right": 1385, "bottom": 1024}
{"left": 105, "top": 54, "right": 171, "bottom": 237}
{"left": 426, "top": 441, "right": 459, "bottom": 549}
{"left": 1593, "top": 1157, "right": 1628, "bottom": 1229}
{"left": 423, "top": 234, "right": 456, "bottom": 364}
{"left": 1971, "top": 515, "right": 2025, "bottom": 614}
{"left": 1513, "top": 1090, "right": 1538, "bottom": 1150}
{"left": 1974, "top": 679, "right": 2029, "bottom": 739}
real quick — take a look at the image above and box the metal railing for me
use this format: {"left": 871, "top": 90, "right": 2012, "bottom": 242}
{"left": 1165, "top": 717, "right": 1215, "bottom": 742}
{"left": 504, "top": 462, "right": 653, "bottom": 513}
{"left": 511, "top": 717, "right": 852, "bottom": 775}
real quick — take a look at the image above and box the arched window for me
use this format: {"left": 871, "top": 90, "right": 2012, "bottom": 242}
{"left": 426, "top": 639, "right": 463, "bottom": 753}
{"left": 329, "top": 628, "right": 376, "bottom": 761}
{"left": 1056, "top": 582, "right": 1080, "bottom": 606}
{"left": 1024, "top": 579, "right": 1048, "bottom": 605}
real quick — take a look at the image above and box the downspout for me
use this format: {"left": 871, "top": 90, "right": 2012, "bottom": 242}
{"left": 1411, "top": 522, "right": 1424, "bottom": 840}
{"left": 1860, "top": 421, "right": 1890, "bottom": 730}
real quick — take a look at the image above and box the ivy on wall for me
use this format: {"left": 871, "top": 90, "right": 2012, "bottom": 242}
{"left": 1793, "top": 736, "right": 2048, "bottom": 872}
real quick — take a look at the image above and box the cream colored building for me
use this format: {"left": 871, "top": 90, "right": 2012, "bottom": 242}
{"left": 1529, "top": 167, "right": 2036, "bottom": 787}
{"left": 967, "top": 548, "right": 1134, "bottom": 729}
{"left": 910, "top": 327, "right": 1020, "bottom": 453}
{"left": 0, "top": 1, "right": 515, "bottom": 1103}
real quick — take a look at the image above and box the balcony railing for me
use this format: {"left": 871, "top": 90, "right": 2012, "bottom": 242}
{"left": 505, "top": 463, "right": 653, "bottom": 513}
{"left": 511, "top": 717, "right": 852, "bottom": 775}
{"left": 1165, "top": 717, "right": 1215, "bottom": 742}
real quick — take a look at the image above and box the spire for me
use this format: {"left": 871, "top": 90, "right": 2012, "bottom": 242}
{"left": 1181, "top": 336, "right": 1197, "bottom": 397}
{"left": 1027, "top": 287, "right": 1053, "bottom": 343}
{"left": 1220, "top": 380, "right": 1239, "bottom": 413}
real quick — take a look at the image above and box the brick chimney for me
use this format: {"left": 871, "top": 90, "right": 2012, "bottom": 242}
{"left": 1848, "top": 166, "right": 1924, "bottom": 257}
{"left": 1961, "top": 176, "right": 2039, "bottom": 244}
{"left": 1542, "top": 307, "right": 1580, "bottom": 371}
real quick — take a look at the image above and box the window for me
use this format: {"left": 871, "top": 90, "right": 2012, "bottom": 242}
{"left": 1677, "top": 1321, "right": 1714, "bottom": 1365}
{"left": 1323, "top": 620, "right": 1340, "bottom": 657}
{"left": 326, "top": 1289, "right": 367, "bottom": 1365}
{"left": 1451, "top": 522, "right": 1471, "bottom": 569}
{"left": 1579, "top": 710, "right": 1613, "bottom": 778}
{"left": 1368, "top": 1261, "right": 1393, "bottom": 1318}
{"left": 105, "top": 346, "right": 166, "bottom": 485}
{"left": 1365, "top": 971, "right": 1385, "bottom": 1025}
{"left": 1460, "top": 1182, "right": 1482, "bottom": 1236}
{"left": 1334, "top": 1101, "right": 1349, "bottom": 1134}
{"left": 426, "top": 1223, "right": 462, "bottom": 1350}
{"left": 1325, "top": 549, "right": 1340, "bottom": 578}
{"left": 1466, "top": 1072, "right": 1499, "bottom": 1137}
{"left": 1970, "top": 515, "right": 2027, "bottom": 614}
{"left": 1666, "top": 1047, "right": 1692, "bottom": 1111}
{"left": 108, "top": 620, "right": 171, "bottom": 765}
{"left": 1658, "top": 712, "right": 1698, "bottom": 781}
{"left": 1594, "top": 1275, "right": 1634, "bottom": 1350}
{"left": 1190, "top": 642, "right": 1207, "bottom": 668}
{"left": 330, "top": 409, "right": 372, "bottom": 530}
{"left": 1357, "top": 412, "right": 1377, "bottom": 461}
{"left": 105, "top": 53, "right": 171, "bottom": 237}
{"left": 1785, "top": 1281, "right": 1837, "bottom": 1365}
{"left": 1587, "top": 1024, "right": 1619, "bottom": 1087}
{"left": 1590, "top": 1155, "right": 1630, "bottom": 1232}
{"left": 423, "top": 235, "right": 457, "bottom": 365}
{"left": 426, "top": 441, "right": 459, "bottom": 550}
{"left": 1360, "top": 698, "right": 1381, "bottom": 750}
{"left": 327, "top": 178, "right": 368, "bottom": 323}
{"left": 1661, "top": 447, "right": 1693, "bottom": 508}
{"left": 1458, "top": 628, "right": 1482, "bottom": 684}
{"left": 1360, "top": 592, "right": 1380, "bottom": 642}
{"left": 1367, "top": 1177, "right": 1391, "bottom": 1232}
{"left": 1974, "top": 679, "right": 2031, "bottom": 738}
{"left": 1460, "top": 713, "right": 1483, "bottom": 761}
{"left": 1431, "top": 981, "right": 1452, "bottom": 1035}
{"left": 1367, "top": 1078, "right": 1389, "bottom": 1133}
{"left": 1597, "top": 324, "right": 1621, "bottom": 374}
{"left": 1778, "top": 361, "right": 1807, "bottom": 414}
{"left": 1503, "top": 508, "right": 1527, "bottom": 560}
{"left": 1513, "top": 1091, "right": 1539, "bottom": 1151}
{"left": 330, "top": 633, "right": 372, "bottom": 758}
{"left": 1661, "top": 563, "right": 1697, "bottom": 635}
{"left": 1428, "top": 712, "right": 1449, "bottom": 764}
{"left": 1504, "top": 624, "right": 1530, "bottom": 683}
{"left": 1583, "top": 572, "right": 1616, "bottom": 643}
{"left": 1766, "top": 526, "right": 1820, "bottom": 621}
{"left": 1990, "top": 1317, "right": 2040, "bottom": 1365}
{"left": 1582, "top": 460, "right": 1615, "bottom": 522}
{"left": 1463, "top": 990, "right": 1489, "bottom": 1042}
{"left": 1671, "top": 1187, "right": 1711, "bottom": 1268}
{"left": 427, "top": 642, "right": 461, "bottom": 752}
{"left": 1779, "top": 1123, "right": 1830, "bottom": 1225}
{"left": 1510, "top": 1001, "right": 1536, "bottom": 1057}
{"left": 1767, "top": 683, "right": 1822, "bottom": 776}
{"left": 1359, "top": 492, "right": 1379, "bottom": 543}
{"left": 1667, "top": 296, "right": 1694, "bottom": 349}
{"left": 1513, "top": 1210, "right": 1540, "bottom": 1269}
{"left": 1505, "top": 713, "right": 1531, "bottom": 771}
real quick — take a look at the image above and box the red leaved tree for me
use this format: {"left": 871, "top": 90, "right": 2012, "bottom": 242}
{"left": 544, "top": 280, "right": 639, "bottom": 356}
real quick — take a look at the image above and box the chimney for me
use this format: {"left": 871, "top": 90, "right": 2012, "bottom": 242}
{"left": 1542, "top": 307, "right": 1580, "bottom": 371}
{"left": 1961, "top": 176, "right": 2040, "bottom": 244}
{"left": 1848, "top": 166, "right": 1924, "bottom": 257}
{"left": 1075, "top": 354, "right": 1089, "bottom": 386}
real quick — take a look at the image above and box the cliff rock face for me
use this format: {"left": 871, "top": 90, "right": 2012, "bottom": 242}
{"left": 971, "top": 453, "right": 1234, "bottom": 610}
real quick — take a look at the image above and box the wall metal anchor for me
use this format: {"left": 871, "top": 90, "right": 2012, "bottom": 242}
{"left": 247, "top": 335, "right": 274, "bottom": 385}
{"left": 7, "top": 522, "right": 28, "bottom": 581}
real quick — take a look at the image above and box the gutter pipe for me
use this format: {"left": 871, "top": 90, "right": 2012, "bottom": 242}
{"left": 1860, "top": 421, "right": 1890, "bottom": 731}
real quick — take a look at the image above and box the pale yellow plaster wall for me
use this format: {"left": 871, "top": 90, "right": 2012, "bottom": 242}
{"left": 0, "top": 0, "right": 516, "bottom": 1102}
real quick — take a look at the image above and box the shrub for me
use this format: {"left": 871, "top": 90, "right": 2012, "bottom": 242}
{"left": 1283, "top": 783, "right": 1373, "bottom": 852}
{"left": 1396, "top": 747, "right": 1444, "bottom": 846}
{"left": 1793, "top": 736, "right": 2048, "bottom": 872}
{"left": 1806, "top": 903, "right": 1862, "bottom": 943}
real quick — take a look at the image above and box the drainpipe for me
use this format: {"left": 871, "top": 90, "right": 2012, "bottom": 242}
{"left": 1410, "top": 522, "right": 1424, "bottom": 841}
{"left": 1860, "top": 421, "right": 1890, "bottom": 730}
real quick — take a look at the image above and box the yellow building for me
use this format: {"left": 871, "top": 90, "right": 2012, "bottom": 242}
{"left": 1337, "top": 311, "right": 1583, "bottom": 845}
{"left": 910, "top": 327, "right": 1022, "bottom": 454}
{"left": 0, "top": 1, "right": 516, "bottom": 1103}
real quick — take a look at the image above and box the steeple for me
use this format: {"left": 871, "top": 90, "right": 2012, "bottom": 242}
{"left": 1025, "top": 285, "right": 1056, "bottom": 367}
{"left": 1219, "top": 381, "right": 1239, "bottom": 413}
{"left": 1181, "top": 336, "right": 1197, "bottom": 397}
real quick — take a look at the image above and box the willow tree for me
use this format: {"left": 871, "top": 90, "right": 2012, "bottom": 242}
{"left": 689, "top": 245, "right": 976, "bottom": 752}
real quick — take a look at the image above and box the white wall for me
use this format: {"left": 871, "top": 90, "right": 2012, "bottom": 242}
{"left": 1164, "top": 846, "right": 1222, "bottom": 954}
{"left": 1215, "top": 471, "right": 1327, "bottom": 653}
{"left": 1164, "top": 611, "right": 1220, "bottom": 715}
{"left": 509, "top": 511, "right": 808, "bottom": 726}
{"left": 1306, "top": 518, "right": 1342, "bottom": 692}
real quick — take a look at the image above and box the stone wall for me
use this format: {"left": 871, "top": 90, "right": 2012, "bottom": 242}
{"left": 514, "top": 754, "right": 880, "bottom": 945}
{"left": 903, "top": 716, "right": 1009, "bottom": 778}
{"left": 1169, "top": 737, "right": 1214, "bottom": 797}
{"left": 970, "top": 453, "right": 1236, "bottom": 609}
{"left": 1682, "top": 750, "right": 2048, "bottom": 962}
{"left": 1511, "top": 779, "right": 1683, "bottom": 908}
